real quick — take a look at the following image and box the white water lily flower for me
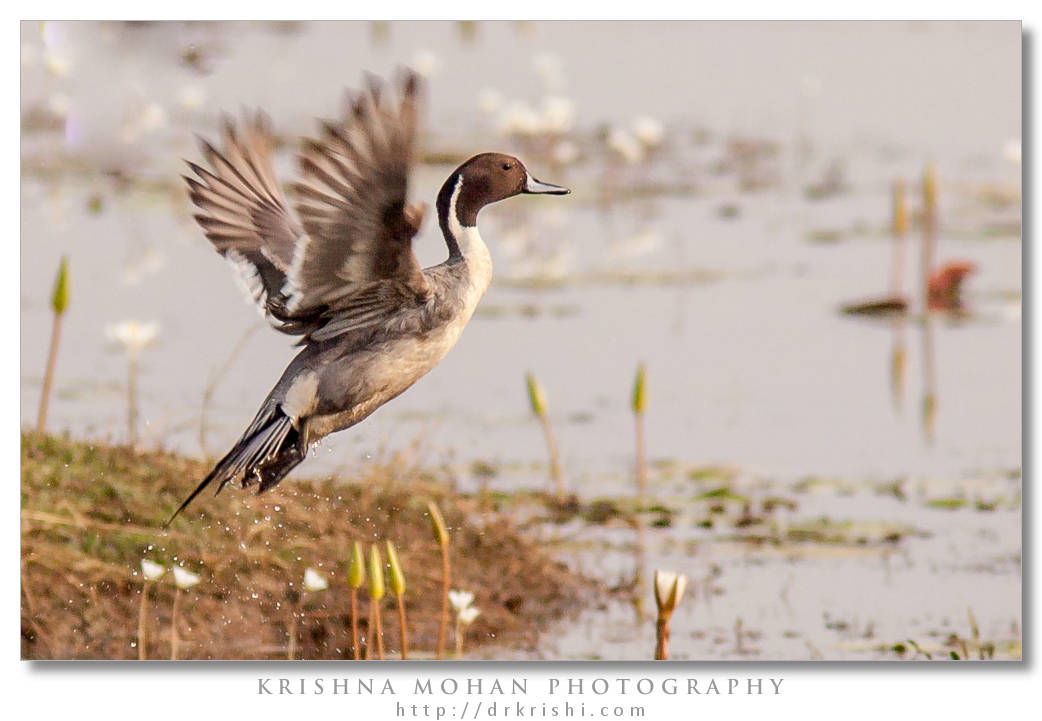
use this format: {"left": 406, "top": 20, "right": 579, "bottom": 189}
{"left": 458, "top": 606, "right": 481, "bottom": 626}
{"left": 138, "top": 102, "right": 168, "bottom": 132}
{"left": 140, "top": 559, "right": 166, "bottom": 581}
{"left": 172, "top": 566, "right": 201, "bottom": 590}
{"left": 632, "top": 116, "right": 665, "bottom": 149}
{"left": 552, "top": 140, "right": 579, "bottom": 166}
{"left": 448, "top": 589, "right": 475, "bottom": 612}
{"left": 541, "top": 96, "right": 576, "bottom": 135}
{"left": 653, "top": 569, "right": 688, "bottom": 612}
{"left": 1003, "top": 138, "right": 1021, "bottom": 166}
{"left": 411, "top": 50, "right": 441, "bottom": 78}
{"left": 477, "top": 88, "right": 503, "bottom": 115}
{"left": 178, "top": 85, "right": 206, "bottom": 111}
{"left": 303, "top": 567, "right": 328, "bottom": 592}
{"left": 44, "top": 51, "right": 72, "bottom": 77}
{"left": 533, "top": 52, "right": 565, "bottom": 91}
{"left": 105, "top": 320, "right": 160, "bottom": 355}
{"left": 607, "top": 127, "right": 644, "bottom": 165}
{"left": 21, "top": 42, "right": 40, "bottom": 68}
{"left": 497, "top": 101, "right": 542, "bottom": 138}
{"left": 47, "top": 93, "right": 72, "bottom": 119}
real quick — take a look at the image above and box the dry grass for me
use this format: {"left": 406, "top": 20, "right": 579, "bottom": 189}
{"left": 20, "top": 431, "right": 591, "bottom": 660}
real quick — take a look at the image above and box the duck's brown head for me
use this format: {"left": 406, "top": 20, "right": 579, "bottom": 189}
{"left": 437, "top": 153, "right": 569, "bottom": 245}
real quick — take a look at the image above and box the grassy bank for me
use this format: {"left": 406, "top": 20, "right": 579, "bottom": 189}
{"left": 20, "top": 432, "right": 590, "bottom": 660}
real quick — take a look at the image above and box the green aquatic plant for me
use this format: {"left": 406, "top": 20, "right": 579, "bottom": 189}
{"left": 386, "top": 541, "right": 408, "bottom": 660}
{"left": 36, "top": 256, "right": 68, "bottom": 434}
{"left": 525, "top": 372, "right": 564, "bottom": 498}
{"left": 367, "top": 545, "right": 385, "bottom": 660}
{"left": 632, "top": 363, "right": 648, "bottom": 498}
{"left": 347, "top": 540, "right": 365, "bottom": 660}
{"left": 427, "top": 500, "right": 451, "bottom": 659}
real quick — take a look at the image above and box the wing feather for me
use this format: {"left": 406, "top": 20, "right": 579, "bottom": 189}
{"left": 185, "top": 112, "right": 304, "bottom": 330}
{"left": 286, "top": 70, "right": 430, "bottom": 319}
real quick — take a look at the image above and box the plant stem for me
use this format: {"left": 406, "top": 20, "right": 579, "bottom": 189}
{"left": 36, "top": 313, "right": 63, "bottom": 434}
{"left": 374, "top": 601, "right": 384, "bottom": 660}
{"left": 655, "top": 617, "right": 669, "bottom": 660}
{"left": 455, "top": 616, "right": 464, "bottom": 659}
{"left": 170, "top": 587, "right": 181, "bottom": 660}
{"left": 396, "top": 595, "right": 408, "bottom": 660}
{"left": 127, "top": 352, "right": 139, "bottom": 448}
{"left": 287, "top": 595, "right": 303, "bottom": 660}
{"left": 137, "top": 580, "right": 150, "bottom": 660}
{"left": 921, "top": 169, "right": 937, "bottom": 313}
{"left": 436, "top": 544, "right": 450, "bottom": 659}
{"left": 539, "top": 414, "right": 564, "bottom": 498}
{"left": 921, "top": 318, "right": 936, "bottom": 443}
{"left": 350, "top": 588, "right": 360, "bottom": 660}
{"left": 634, "top": 411, "right": 647, "bottom": 498}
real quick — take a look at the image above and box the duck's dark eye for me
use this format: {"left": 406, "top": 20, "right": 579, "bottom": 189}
{"left": 502, "top": 163, "right": 512, "bottom": 171}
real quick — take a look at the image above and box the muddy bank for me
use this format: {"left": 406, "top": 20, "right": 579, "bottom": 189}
{"left": 20, "top": 432, "right": 593, "bottom": 660}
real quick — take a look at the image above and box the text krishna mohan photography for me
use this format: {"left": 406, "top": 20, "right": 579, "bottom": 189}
{"left": 21, "top": 20, "right": 1021, "bottom": 662}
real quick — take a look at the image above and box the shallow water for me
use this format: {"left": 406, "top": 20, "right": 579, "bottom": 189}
{"left": 20, "top": 21, "right": 1022, "bottom": 660}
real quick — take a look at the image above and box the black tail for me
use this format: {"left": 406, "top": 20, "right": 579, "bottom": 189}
{"left": 165, "top": 412, "right": 305, "bottom": 527}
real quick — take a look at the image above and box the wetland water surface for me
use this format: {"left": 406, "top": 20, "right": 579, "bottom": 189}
{"left": 21, "top": 21, "right": 1021, "bottom": 659}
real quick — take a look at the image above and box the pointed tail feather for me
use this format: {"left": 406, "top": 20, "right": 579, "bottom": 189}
{"left": 165, "top": 414, "right": 300, "bottom": 527}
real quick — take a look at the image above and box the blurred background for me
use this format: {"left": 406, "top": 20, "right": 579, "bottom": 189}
{"left": 21, "top": 21, "right": 1021, "bottom": 660}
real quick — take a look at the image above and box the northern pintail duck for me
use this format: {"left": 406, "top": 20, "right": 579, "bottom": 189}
{"left": 170, "top": 72, "right": 568, "bottom": 522}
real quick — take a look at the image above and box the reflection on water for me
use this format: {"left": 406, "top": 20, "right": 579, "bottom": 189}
{"left": 20, "top": 21, "right": 1021, "bottom": 660}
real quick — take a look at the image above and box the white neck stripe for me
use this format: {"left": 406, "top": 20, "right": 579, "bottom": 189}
{"left": 447, "top": 175, "right": 473, "bottom": 239}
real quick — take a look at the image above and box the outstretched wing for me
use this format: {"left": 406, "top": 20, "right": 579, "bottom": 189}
{"left": 184, "top": 112, "right": 304, "bottom": 332}
{"left": 287, "top": 71, "right": 431, "bottom": 339}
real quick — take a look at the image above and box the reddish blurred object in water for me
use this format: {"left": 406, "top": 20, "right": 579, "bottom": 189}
{"left": 927, "top": 261, "right": 976, "bottom": 310}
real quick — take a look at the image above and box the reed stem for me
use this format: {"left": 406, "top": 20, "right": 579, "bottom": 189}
{"left": 38, "top": 256, "right": 68, "bottom": 434}
{"left": 655, "top": 618, "right": 670, "bottom": 660}
{"left": 921, "top": 165, "right": 937, "bottom": 312}
{"left": 374, "top": 602, "right": 384, "bottom": 660}
{"left": 436, "top": 543, "right": 450, "bottom": 659}
{"left": 36, "top": 314, "right": 62, "bottom": 434}
{"left": 137, "top": 580, "right": 150, "bottom": 660}
{"left": 127, "top": 353, "right": 139, "bottom": 447}
{"left": 170, "top": 587, "right": 181, "bottom": 660}
{"left": 890, "top": 179, "right": 907, "bottom": 297}
{"left": 287, "top": 596, "right": 303, "bottom": 660}
{"left": 539, "top": 414, "right": 564, "bottom": 498}
{"left": 634, "top": 412, "right": 647, "bottom": 498}
{"left": 632, "top": 363, "right": 648, "bottom": 499}
{"left": 396, "top": 595, "right": 408, "bottom": 660}
{"left": 350, "top": 588, "right": 360, "bottom": 660}
{"left": 455, "top": 615, "right": 464, "bottom": 659}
